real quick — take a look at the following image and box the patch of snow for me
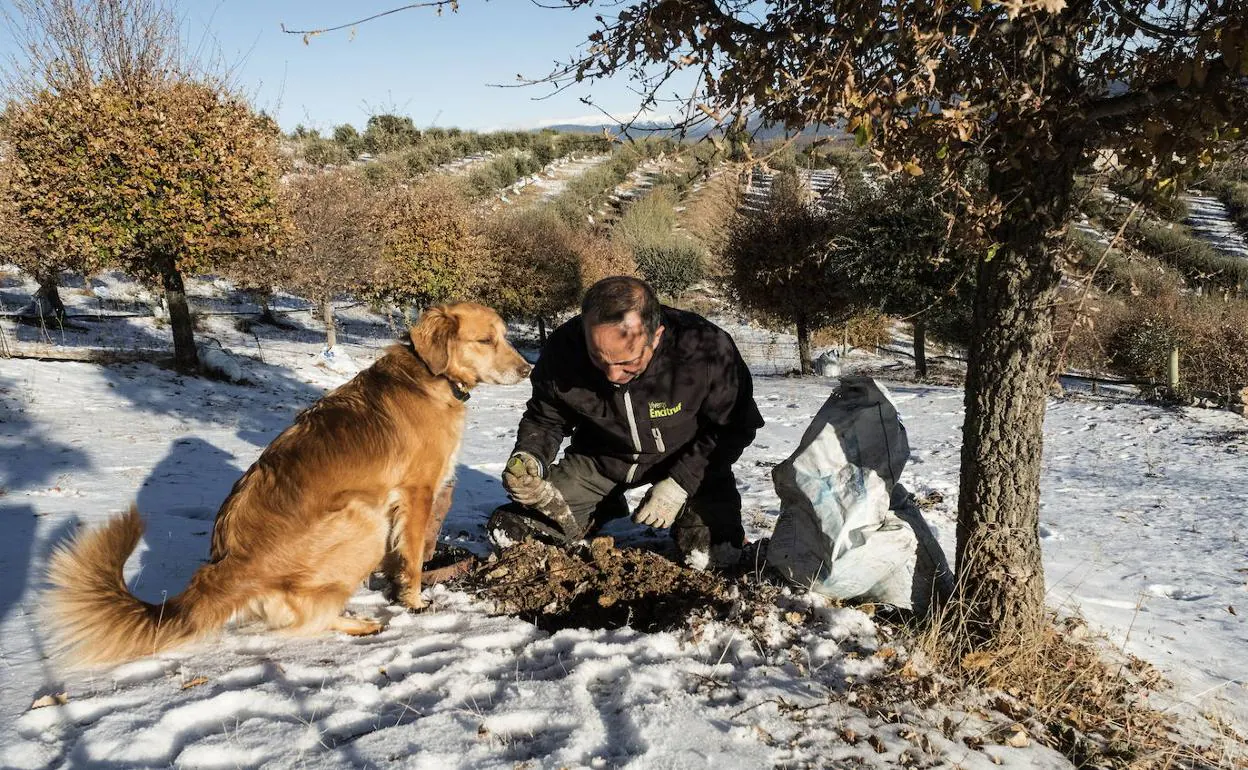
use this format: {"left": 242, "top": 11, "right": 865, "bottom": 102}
{"left": 197, "top": 344, "right": 249, "bottom": 384}
{"left": 317, "top": 346, "right": 360, "bottom": 376}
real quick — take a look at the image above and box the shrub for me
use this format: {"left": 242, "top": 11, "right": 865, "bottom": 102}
{"left": 301, "top": 137, "right": 352, "bottom": 167}
{"left": 614, "top": 187, "right": 679, "bottom": 250}
{"left": 362, "top": 113, "right": 421, "bottom": 155}
{"left": 371, "top": 175, "right": 482, "bottom": 310}
{"left": 679, "top": 169, "right": 741, "bottom": 271}
{"left": 478, "top": 206, "right": 633, "bottom": 324}
{"left": 634, "top": 239, "right": 705, "bottom": 297}
{"left": 1106, "top": 294, "right": 1248, "bottom": 394}
{"left": 1065, "top": 228, "right": 1182, "bottom": 299}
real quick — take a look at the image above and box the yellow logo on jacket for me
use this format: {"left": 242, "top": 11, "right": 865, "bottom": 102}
{"left": 649, "top": 401, "right": 683, "bottom": 419}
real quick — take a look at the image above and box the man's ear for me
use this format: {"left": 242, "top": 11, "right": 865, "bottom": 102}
{"left": 650, "top": 325, "right": 665, "bottom": 349}
{"left": 410, "top": 306, "right": 459, "bottom": 376}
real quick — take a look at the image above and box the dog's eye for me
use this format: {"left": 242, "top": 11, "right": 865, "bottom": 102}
{"left": 477, "top": 337, "right": 494, "bottom": 345}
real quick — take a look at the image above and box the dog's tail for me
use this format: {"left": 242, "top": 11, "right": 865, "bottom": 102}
{"left": 46, "top": 505, "right": 250, "bottom": 667}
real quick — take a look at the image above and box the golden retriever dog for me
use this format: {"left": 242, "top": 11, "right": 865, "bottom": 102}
{"left": 45, "top": 302, "right": 531, "bottom": 667}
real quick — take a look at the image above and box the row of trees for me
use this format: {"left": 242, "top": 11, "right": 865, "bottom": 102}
{"left": 0, "top": 1, "right": 662, "bottom": 368}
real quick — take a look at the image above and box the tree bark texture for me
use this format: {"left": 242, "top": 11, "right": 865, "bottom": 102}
{"left": 321, "top": 296, "right": 337, "bottom": 350}
{"left": 955, "top": 149, "right": 1082, "bottom": 646}
{"left": 161, "top": 266, "right": 198, "bottom": 372}
{"left": 913, "top": 316, "right": 928, "bottom": 378}
{"left": 795, "top": 316, "right": 812, "bottom": 375}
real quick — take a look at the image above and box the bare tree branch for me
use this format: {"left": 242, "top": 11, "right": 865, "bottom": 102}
{"left": 280, "top": 1, "right": 458, "bottom": 39}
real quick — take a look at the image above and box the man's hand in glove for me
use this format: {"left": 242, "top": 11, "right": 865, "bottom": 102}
{"left": 632, "top": 478, "right": 688, "bottom": 529}
{"left": 502, "top": 451, "right": 546, "bottom": 506}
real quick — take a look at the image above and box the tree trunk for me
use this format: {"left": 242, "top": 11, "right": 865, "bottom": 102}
{"left": 913, "top": 316, "right": 928, "bottom": 379}
{"left": 795, "top": 316, "right": 812, "bottom": 375}
{"left": 161, "top": 265, "right": 198, "bottom": 372}
{"left": 252, "top": 288, "right": 278, "bottom": 325}
{"left": 954, "top": 150, "right": 1081, "bottom": 648}
{"left": 537, "top": 316, "right": 547, "bottom": 345}
{"left": 321, "top": 296, "right": 337, "bottom": 350}
{"left": 34, "top": 272, "right": 68, "bottom": 327}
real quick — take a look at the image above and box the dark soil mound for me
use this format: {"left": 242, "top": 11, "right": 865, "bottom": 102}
{"left": 465, "top": 537, "right": 735, "bottom": 633}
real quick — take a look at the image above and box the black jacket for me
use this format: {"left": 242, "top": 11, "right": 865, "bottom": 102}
{"left": 513, "top": 307, "right": 764, "bottom": 492}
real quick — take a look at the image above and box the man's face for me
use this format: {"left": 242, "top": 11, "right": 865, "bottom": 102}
{"left": 586, "top": 311, "right": 665, "bottom": 385}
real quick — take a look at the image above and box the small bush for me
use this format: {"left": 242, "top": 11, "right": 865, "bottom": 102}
{"left": 300, "top": 137, "right": 352, "bottom": 167}
{"left": 679, "top": 170, "right": 741, "bottom": 271}
{"left": 614, "top": 187, "right": 679, "bottom": 250}
{"left": 1205, "top": 175, "right": 1248, "bottom": 231}
{"left": 1065, "top": 228, "right": 1182, "bottom": 298}
{"left": 634, "top": 239, "right": 705, "bottom": 297}
{"left": 1107, "top": 294, "right": 1248, "bottom": 394}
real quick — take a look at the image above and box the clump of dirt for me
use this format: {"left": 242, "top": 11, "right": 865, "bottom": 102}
{"left": 464, "top": 537, "right": 735, "bottom": 633}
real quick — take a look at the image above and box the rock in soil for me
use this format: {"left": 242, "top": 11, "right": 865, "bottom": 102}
{"left": 463, "top": 536, "right": 735, "bottom": 633}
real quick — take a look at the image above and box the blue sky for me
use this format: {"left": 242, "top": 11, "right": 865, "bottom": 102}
{"left": 174, "top": 0, "right": 676, "bottom": 133}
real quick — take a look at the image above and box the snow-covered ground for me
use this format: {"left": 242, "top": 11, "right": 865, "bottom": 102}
{"left": 1183, "top": 192, "right": 1248, "bottom": 260}
{"left": 1, "top": 273, "right": 1246, "bottom": 768}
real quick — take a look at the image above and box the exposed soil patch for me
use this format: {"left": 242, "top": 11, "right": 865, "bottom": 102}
{"left": 463, "top": 537, "right": 735, "bottom": 633}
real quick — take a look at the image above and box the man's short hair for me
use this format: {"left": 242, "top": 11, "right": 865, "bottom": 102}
{"left": 581, "top": 276, "right": 662, "bottom": 338}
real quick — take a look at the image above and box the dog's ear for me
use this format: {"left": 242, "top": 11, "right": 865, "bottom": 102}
{"left": 410, "top": 306, "right": 459, "bottom": 376}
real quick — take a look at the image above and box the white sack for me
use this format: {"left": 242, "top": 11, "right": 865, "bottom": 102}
{"left": 767, "top": 377, "right": 952, "bottom": 614}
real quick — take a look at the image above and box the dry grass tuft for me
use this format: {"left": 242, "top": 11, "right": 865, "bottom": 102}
{"left": 909, "top": 607, "right": 1247, "bottom": 768}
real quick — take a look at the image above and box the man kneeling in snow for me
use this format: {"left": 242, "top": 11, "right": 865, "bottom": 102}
{"left": 488, "top": 276, "right": 763, "bottom": 569}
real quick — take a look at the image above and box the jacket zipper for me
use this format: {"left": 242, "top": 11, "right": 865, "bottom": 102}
{"left": 651, "top": 426, "right": 666, "bottom": 453}
{"left": 623, "top": 388, "right": 642, "bottom": 483}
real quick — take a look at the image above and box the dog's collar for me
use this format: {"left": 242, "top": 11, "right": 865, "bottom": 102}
{"left": 449, "top": 380, "right": 471, "bottom": 402}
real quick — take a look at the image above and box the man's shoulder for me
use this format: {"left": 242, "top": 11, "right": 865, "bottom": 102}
{"left": 545, "top": 316, "right": 585, "bottom": 349}
{"left": 663, "top": 307, "right": 737, "bottom": 349}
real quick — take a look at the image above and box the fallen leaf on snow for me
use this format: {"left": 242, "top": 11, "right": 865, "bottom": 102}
{"left": 180, "top": 676, "right": 209, "bottom": 689}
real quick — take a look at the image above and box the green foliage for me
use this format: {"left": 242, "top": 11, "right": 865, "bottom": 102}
{"left": 1205, "top": 175, "right": 1248, "bottom": 231}
{"left": 332, "top": 123, "right": 364, "bottom": 157}
{"left": 614, "top": 187, "right": 680, "bottom": 250}
{"left": 722, "top": 168, "right": 854, "bottom": 330}
{"left": 831, "top": 172, "right": 975, "bottom": 327}
{"left": 363, "top": 113, "right": 422, "bottom": 155}
{"left": 464, "top": 150, "right": 544, "bottom": 198}
{"left": 548, "top": 140, "right": 671, "bottom": 227}
{"left": 371, "top": 175, "right": 481, "bottom": 309}
{"left": 301, "top": 137, "right": 353, "bottom": 167}
{"left": 2, "top": 78, "right": 286, "bottom": 285}
{"left": 1065, "top": 227, "right": 1182, "bottom": 298}
{"left": 634, "top": 240, "right": 705, "bottom": 297}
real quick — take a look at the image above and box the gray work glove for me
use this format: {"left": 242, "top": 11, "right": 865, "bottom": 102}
{"left": 502, "top": 451, "right": 547, "bottom": 506}
{"left": 502, "top": 451, "right": 581, "bottom": 538}
{"left": 632, "top": 478, "right": 689, "bottom": 529}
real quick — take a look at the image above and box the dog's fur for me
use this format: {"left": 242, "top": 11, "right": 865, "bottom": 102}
{"left": 45, "top": 302, "right": 530, "bottom": 667}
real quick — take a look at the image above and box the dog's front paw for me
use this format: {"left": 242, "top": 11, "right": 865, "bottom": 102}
{"left": 399, "top": 584, "right": 427, "bottom": 612}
